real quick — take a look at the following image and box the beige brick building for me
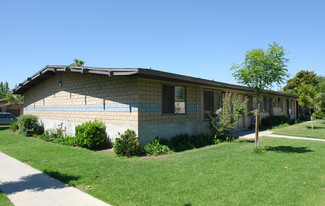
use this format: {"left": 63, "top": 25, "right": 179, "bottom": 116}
{"left": 13, "top": 65, "right": 298, "bottom": 144}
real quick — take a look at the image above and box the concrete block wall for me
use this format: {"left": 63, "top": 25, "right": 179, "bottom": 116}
{"left": 23, "top": 72, "right": 298, "bottom": 145}
{"left": 137, "top": 78, "right": 203, "bottom": 143}
{"left": 24, "top": 72, "right": 139, "bottom": 140}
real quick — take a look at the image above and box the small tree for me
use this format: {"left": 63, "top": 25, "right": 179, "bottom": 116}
{"left": 70, "top": 59, "right": 85, "bottom": 66}
{"left": 297, "top": 83, "right": 321, "bottom": 129}
{"left": 231, "top": 42, "right": 289, "bottom": 149}
{"left": 210, "top": 93, "right": 246, "bottom": 139}
{"left": 0, "top": 81, "right": 10, "bottom": 99}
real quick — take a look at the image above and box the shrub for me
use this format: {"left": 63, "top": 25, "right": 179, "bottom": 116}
{"left": 144, "top": 137, "right": 172, "bottom": 156}
{"left": 17, "top": 114, "right": 41, "bottom": 136}
{"left": 261, "top": 115, "right": 301, "bottom": 129}
{"left": 168, "top": 133, "right": 193, "bottom": 152}
{"left": 160, "top": 134, "right": 216, "bottom": 152}
{"left": 75, "top": 120, "right": 107, "bottom": 150}
{"left": 114, "top": 129, "right": 140, "bottom": 157}
{"left": 55, "top": 135, "right": 78, "bottom": 146}
{"left": 9, "top": 122, "right": 19, "bottom": 132}
{"left": 39, "top": 129, "right": 63, "bottom": 143}
{"left": 314, "top": 109, "right": 325, "bottom": 120}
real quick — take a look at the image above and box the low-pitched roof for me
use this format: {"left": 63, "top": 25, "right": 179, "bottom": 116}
{"left": 13, "top": 65, "right": 297, "bottom": 98}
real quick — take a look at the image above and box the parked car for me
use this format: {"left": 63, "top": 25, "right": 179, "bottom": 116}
{"left": 0, "top": 112, "right": 18, "bottom": 125}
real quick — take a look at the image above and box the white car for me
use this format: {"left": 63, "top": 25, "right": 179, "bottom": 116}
{"left": 0, "top": 112, "right": 18, "bottom": 125}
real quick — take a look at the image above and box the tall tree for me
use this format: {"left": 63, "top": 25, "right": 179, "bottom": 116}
{"left": 231, "top": 42, "right": 289, "bottom": 149}
{"left": 317, "top": 76, "right": 325, "bottom": 108}
{"left": 0, "top": 81, "right": 10, "bottom": 99}
{"left": 283, "top": 70, "right": 320, "bottom": 94}
{"left": 70, "top": 59, "right": 85, "bottom": 66}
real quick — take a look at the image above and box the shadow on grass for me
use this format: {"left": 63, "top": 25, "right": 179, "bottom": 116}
{"left": 264, "top": 146, "right": 314, "bottom": 153}
{"left": 237, "top": 139, "right": 255, "bottom": 143}
{"left": 43, "top": 170, "right": 80, "bottom": 186}
{"left": 0, "top": 170, "right": 80, "bottom": 195}
{"left": 305, "top": 126, "right": 323, "bottom": 129}
{"left": 0, "top": 126, "right": 9, "bottom": 131}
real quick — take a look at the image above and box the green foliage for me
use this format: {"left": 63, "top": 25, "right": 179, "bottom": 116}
{"left": 231, "top": 42, "right": 289, "bottom": 96}
{"left": 283, "top": 70, "right": 321, "bottom": 95}
{"left": 314, "top": 108, "right": 325, "bottom": 120}
{"left": 114, "top": 129, "right": 140, "bottom": 156}
{"left": 297, "top": 83, "right": 321, "bottom": 112}
{"left": 70, "top": 59, "right": 85, "bottom": 66}
{"left": 316, "top": 76, "right": 325, "bottom": 108}
{"left": 261, "top": 115, "right": 301, "bottom": 129}
{"left": 0, "top": 81, "right": 10, "bottom": 99}
{"left": 9, "top": 121, "right": 19, "bottom": 132}
{"left": 17, "top": 114, "right": 41, "bottom": 136}
{"left": 0, "top": 81, "right": 24, "bottom": 104}
{"left": 155, "top": 134, "right": 220, "bottom": 152}
{"left": 75, "top": 120, "right": 107, "bottom": 149}
{"left": 39, "top": 129, "right": 63, "bottom": 142}
{"left": 5, "top": 90, "right": 24, "bottom": 104}
{"left": 144, "top": 138, "right": 172, "bottom": 156}
{"left": 38, "top": 129, "right": 79, "bottom": 146}
{"left": 210, "top": 92, "right": 246, "bottom": 136}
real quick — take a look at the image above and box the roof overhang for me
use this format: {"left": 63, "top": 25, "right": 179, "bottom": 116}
{"left": 12, "top": 65, "right": 298, "bottom": 98}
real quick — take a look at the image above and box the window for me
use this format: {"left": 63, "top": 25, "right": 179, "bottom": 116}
{"left": 203, "top": 90, "right": 214, "bottom": 120}
{"left": 263, "top": 96, "right": 270, "bottom": 112}
{"left": 287, "top": 99, "right": 292, "bottom": 114}
{"left": 253, "top": 97, "right": 258, "bottom": 110}
{"left": 162, "top": 85, "right": 186, "bottom": 114}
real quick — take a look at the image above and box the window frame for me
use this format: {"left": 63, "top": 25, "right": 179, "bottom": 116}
{"left": 161, "top": 84, "right": 187, "bottom": 115}
{"left": 203, "top": 89, "right": 214, "bottom": 121}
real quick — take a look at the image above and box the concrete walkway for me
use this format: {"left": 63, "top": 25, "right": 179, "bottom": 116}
{"left": 0, "top": 152, "right": 111, "bottom": 206}
{"left": 233, "top": 130, "right": 325, "bottom": 142}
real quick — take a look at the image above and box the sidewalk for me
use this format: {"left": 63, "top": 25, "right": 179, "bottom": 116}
{"left": 0, "top": 152, "right": 111, "bottom": 206}
{"left": 233, "top": 130, "right": 325, "bottom": 142}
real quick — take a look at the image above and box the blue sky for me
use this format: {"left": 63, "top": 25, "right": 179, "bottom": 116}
{"left": 1, "top": 0, "right": 324, "bottom": 90}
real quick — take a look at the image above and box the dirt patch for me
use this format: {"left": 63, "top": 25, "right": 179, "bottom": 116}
{"left": 28, "top": 137, "right": 43, "bottom": 141}
{"left": 97, "top": 148, "right": 115, "bottom": 155}
{"left": 139, "top": 155, "right": 168, "bottom": 160}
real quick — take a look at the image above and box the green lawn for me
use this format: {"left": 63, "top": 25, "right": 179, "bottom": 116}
{"left": 0, "top": 190, "right": 13, "bottom": 206}
{"left": 272, "top": 120, "right": 325, "bottom": 139}
{"left": 0, "top": 126, "right": 325, "bottom": 205}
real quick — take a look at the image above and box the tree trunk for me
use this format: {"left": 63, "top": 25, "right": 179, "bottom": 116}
{"left": 311, "top": 115, "right": 314, "bottom": 129}
{"left": 255, "top": 96, "right": 261, "bottom": 149}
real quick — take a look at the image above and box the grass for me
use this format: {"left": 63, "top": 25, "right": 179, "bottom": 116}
{"left": 0, "top": 190, "right": 13, "bottom": 206}
{"left": 272, "top": 119, "right": 325, "bottom": 139}
{"left": 0, "top": 126, "right": 325, "bottom": 205}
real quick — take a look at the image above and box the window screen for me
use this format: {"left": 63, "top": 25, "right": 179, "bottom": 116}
{"left": 175, "top": 86, "right": 186, "bottom": 114}
{"left": 162, "top": 85, "right": 186, "bottom": 114}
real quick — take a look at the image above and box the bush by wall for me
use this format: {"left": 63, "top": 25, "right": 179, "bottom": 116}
{"left": 9, "top": 122, "right": 19, "bottom": 132}
{"left": 17, "top": 114, "right": 41, "bottom": 136}
{"left": 261, "top": 115, "right": 301, "bottom": 129}
{"left": 75, "top": 120, "right": 108, "bottom": 149}
{"left": 144, "top": 138, "right": 172, "bottom": 156}
{"left": 151, "top": 134, "right": 217, "bottom": 153}
{"left": 114, "top": 129, "right": 140, "bottom": 157}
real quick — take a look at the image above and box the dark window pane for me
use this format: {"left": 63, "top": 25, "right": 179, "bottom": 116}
{"left": 162, "top": 85, "right": 175, "bottom": 113}
{"left": 247, "top": 96, "right": 253, "bottom": 112}
{"left": 203, "top": 90, "right": 214, "bottom": 120}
